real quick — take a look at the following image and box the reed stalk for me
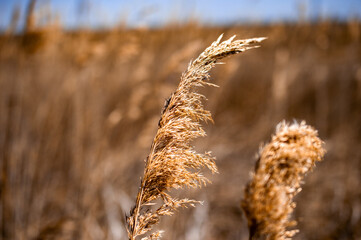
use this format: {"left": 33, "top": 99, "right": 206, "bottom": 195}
{"left": 126, "top": 34, "right": 265, "bottom": 240}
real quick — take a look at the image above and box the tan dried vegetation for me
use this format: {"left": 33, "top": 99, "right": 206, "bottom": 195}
{"left": 1, "top": 6, "right": 359, "bottom": 238}
{"left": 126, "top": 35, "right": 265, "bottom": 240}
{"left": 242, "top": 121, "right": 325, "bottom": 240}
{"left": 125, "top": 34, "right": 327, "bottom": 240}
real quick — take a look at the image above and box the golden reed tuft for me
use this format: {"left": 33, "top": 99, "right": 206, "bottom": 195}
{"left": 126, "top": 35, "right": 266, "bottom": 240}
{"left": 242, "top": 121, "right": 326, "bottom": 240}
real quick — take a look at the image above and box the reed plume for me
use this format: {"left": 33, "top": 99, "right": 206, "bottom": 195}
{"left": 126, "top": 35, "right": 266, "bottom": 240}
{"left": 242, "top": 121, "right": 326, "bottom": 240}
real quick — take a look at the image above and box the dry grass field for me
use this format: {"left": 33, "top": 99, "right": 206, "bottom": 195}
{"left": 0, "top": 20, "right": 360, "bottom": 239}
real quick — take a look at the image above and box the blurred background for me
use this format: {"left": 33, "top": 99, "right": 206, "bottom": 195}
{"left": 0, "top": 0, "right": 360, "bottom": 239}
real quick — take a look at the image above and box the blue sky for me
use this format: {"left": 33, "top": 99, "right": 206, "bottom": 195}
{"left": 0, "top": 0, "right": 361, "bottom": 30}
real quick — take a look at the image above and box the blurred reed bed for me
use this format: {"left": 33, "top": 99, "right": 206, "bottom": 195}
{"left": 0, "top": 15, "right": 360, "bottom": 240}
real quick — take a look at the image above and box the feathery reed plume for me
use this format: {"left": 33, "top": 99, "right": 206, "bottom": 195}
{"left": 242, "top": 121, "right": 326, "bottom": 240}
{"left": 126, "top": 35, "right": 266, "bottom": 240}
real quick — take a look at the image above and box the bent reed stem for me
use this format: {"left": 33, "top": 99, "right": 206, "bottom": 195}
{"left": 126, "top": 34, "right": 265, "bottom": 240}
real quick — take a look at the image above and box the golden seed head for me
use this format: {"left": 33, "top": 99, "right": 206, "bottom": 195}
{"left": 242, "top": 121, "right": 326, "bottom": 240}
